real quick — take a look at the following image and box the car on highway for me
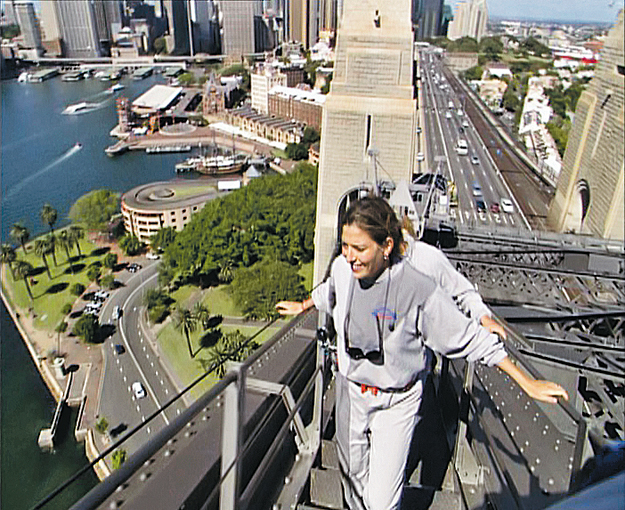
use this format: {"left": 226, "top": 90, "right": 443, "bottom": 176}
{"left": 445, "top": 111, "right": 452, "bottom": 119}
{"left": 132, "top": 382, "right": 146, "bottom": 399}
{"left": 490, "top": 203, "right": 500, "bottom": 213}
{"left": 416, "top": 126, "right": 422, "bottom": 134}
{"left": 417, "top": 152, "right": 425, "bottom": 162}
{"left": 113, "top": 305, "right": 123, "bottom": 320}
{"left": 471, "top": 155, "right": 480, "bottom": 165}
{"left": 146, "top": 252, "right": 160, "bottom": 260}
{"left": 475, "top": 199, "right": 487, "bottom": 212}
{"left": 462, "top": 120, "right": 469, "bottom": 128}
{"left": 114, "top": 344, "right": 125, "bottom": 355}
{"left": 501, "top": 198, "right": 515, "bottom": 213}
{"left": 472, "top": 182, "right": 482, "bottom": 196}
{"left": 127, "top": 263, "right": 142, "bottom": 273}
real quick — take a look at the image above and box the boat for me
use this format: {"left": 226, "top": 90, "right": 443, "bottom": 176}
{"left": 175, "top": 153, "right": 247, "bottom": 175}
{"left": 146, "top": 145, "right": 192, "bottom": 154}
{"left": 62, "top": 102, "right": 99, "bottom": 115}
{"left": 74, "top": 143, "right": 82, "bottom": 149}
{"left": 17, "top": 71, "right": 30, "bottom": 82}
{"left": 109, "top": 83, "right": 125, "bottom": 92}
{"left": 62, "top": 71, "right": 85, "bottom": 82}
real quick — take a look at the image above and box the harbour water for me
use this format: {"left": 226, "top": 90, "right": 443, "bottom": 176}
{"left": 0, "top": 73, "right": 202, "bottom": 508}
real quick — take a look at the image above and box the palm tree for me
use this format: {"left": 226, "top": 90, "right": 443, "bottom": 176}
{"left": 47, "top": 233, "right": 58, "bottom": 266}
{"left": 218, "top": 259, "right": 234, "bottom": 283}
{"left": 192, "top": 302, "right": 210, "bottom": 329}
{"left": 34, "top": 238, "right": 52, "bottom": 279}
{"left": 14, "top": 260, "right": 34, "bottom": 302}
{"left": 40, "top": 204, "right": 58, "bottom": 235}
{"left": 207, "top": 345, "right": 228, "bottom": 378}
{"left": 173, "top": 306, "right": 197, "bottom": 359}
{"left": 68, "top": 225, "right": 84, "bottom": 257}
{"left": 1, "top": 244, "right": 17, "bottom": 280}
{"left": 10, "top": 223, "right": 30, "bottom": 253}
{"left": 58, "top": 230, "right": 74, "bottom": 273}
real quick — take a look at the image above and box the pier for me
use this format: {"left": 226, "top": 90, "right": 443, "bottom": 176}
{"left": 38, "top": 372, "right": 73, "bottom": 452}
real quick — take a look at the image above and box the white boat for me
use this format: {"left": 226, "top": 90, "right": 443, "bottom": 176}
{"left": 175, "top": 153, "right": 247, "bottom": 175}
{"left": 62, "top": 102, "right": 99, "bottom": 115}
{"left": 109, "top": 83, "right": 125, "bottom": 92}
{"left": 17, "top": 71, "right": 30, "bottom": 82}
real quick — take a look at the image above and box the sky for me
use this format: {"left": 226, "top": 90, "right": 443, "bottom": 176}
{"left": 449, "top": 0, "right": 622, "bottom": 24}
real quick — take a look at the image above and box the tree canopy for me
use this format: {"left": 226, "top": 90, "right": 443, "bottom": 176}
{"left": 68, "top": 189, "right": 120, "bottom": 231}
{"left": 164, "top": 163, "right": 317, "bottom": 280}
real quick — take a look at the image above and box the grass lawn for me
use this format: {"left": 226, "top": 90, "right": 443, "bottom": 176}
{"left": 157, "top": 316, "right": 281, "bottom": 400}
{"left": 2, "top": 233, "right": 107, "bottom": 332}
{"left": 172, "top": 183, "right": 217, "bottom": 199}
{"left": 201, "top": 286, "right": 238, "bottom": 317}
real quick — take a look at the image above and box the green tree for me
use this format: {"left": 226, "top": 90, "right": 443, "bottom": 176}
{"left": 40, "top": 203, "right": 58, "bottom": 235}
{"left": 157, "top": 262, "right": 175, "bottom": 290}
{"left": 10, "top": 223, "right": 30, "bottom": 253}
{"left": 0, "top": 24, "right": 20, "bottom": 39}
{"left": 68, "top": 225, "right": 84, "bottom": 257}
{"left": 151, "top": 227, "right": 177, "bottom": 252}
{"left": 521, "top": 36, "right": 550, "bottom": 57}
{"left": 218, "top": 259, "right": 234, "bottom": 284}
{"left": 112, "top": 449, "right": 127, "bottom": 470}
{"left": 153, "top": 37, "right": 167, "bottom": 54}
{"left": 70, "top": 282, "right": 86, "bottom": 296}
{"left": 177, "top": 72, "right": 196, "bottom": 86}
{"left": 103, "top": 253, "right": 118, "bottom": 271}
{"left": 192, "top": 302, "right": 210, "bottom": 330}
{"left": 302, "top": 126, "right": 320, "bottom": 146}
{"left": 14, "top": 260, "right": 34, "bottom": 302}
{"left": 464, "top": 65, "right": 483, "bottom": 81}
{"left": 68, "top": 189, "right": 120, "bottom": 231}
{"left": 286, "top": 143, "right": 309, "bottom": 160}
{"left": 47, "top": 233, "right": 58, "bottom": 266}
{"left": 479, "top": 36, "right": 503, "bottom": 61}
{"left": 58, "top": 230, "right": 75, "bottom": 272}
{"left": 34, "top": 238, "right": 52, "bottom": 279}
{"left": 73, "top": 314, "right": 99, "bottom": 343}
{"left": 95, "top": 416, "right": 109, "bottom": 434}
{"left": 229, "top": 260, "right": 307, "bottom": 320}
{"left": 173, "top": 306, "right": 197, "bottom": 359}
{"left": 119, "top": 235, "right": 143, "bottom": 256}
{"left": 55, "top": 320, "right": 68, "bottom": 355}
{"left": 502, "top": 84, "right": 521, "bottom": 112}
{"left": 1, "top": 243, "right": 17, "bottom": 279}
{"left": 87, "top": 265, "right": 101, "bottom": 284}
{"left": 100, "top": 274, "right": 116, "bottom": 290}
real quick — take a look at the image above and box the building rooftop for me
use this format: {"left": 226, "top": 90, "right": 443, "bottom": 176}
{"left": 269, "top": 85, "right": 327, "bottom": 105}
{"left": 122, "top": 181, "right": 218, "bottom": 212}
{"left": 132, "top": 85, "right": 183, "bottom": 111}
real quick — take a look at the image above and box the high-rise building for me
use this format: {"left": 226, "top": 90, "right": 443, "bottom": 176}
{"left": 93, "top": 0, "right": 122, "bottom": 55}
{"left": 319, "top": 0, "right": 338, "bottom": 37}
{"left": 548, "top": 11, "right": 624, "bottom": 241}
{"left": 189, "top": 0, "right": 220, "bottom": 54}
{"left": 287, "top": 0, "right": 320, "bottom": 48}
{"left": 15, "top": 1, "right": 42, "bottom": 50}
{"left": 447, "top": 0, "right": 487, "bottom": 42}
{"left": 313, "top": 0, "right": 417, "bottom": 283}
{"left": 55, "top": 0, "right": 103, "bottom": 58}
{"left": 162, "top": 0, "right": 190, "bottom": 54}
{"left": 414, "top": 0, "right": 444, "bottom": 40}
{"left": 218, "top": 0, "right": 264, "bottom": 56}
{"left": 251, "top": 64, "right": 288, "bottom": 113}
{"left": 38, "top": 0, "right": 62, "bottom": 55}
{"left": 3, "top": 0, "right": 17, "bottom": 25}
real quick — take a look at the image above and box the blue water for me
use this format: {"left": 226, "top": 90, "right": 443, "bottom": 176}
{"left": 0, "top": 73, "right": 202, "bottom": 508}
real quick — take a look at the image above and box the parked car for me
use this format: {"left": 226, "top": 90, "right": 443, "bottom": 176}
{"left": 475, "top": 199, "right": 487, "bottom": 212}
{"left": 132, "top": 381, "right": 146, "bottom": 399}
{"left": 490, "top": 202, "right": 500, "bottom": 213}
{"left": 114, "top": 344, "right": 125, "bottom": 355}
{"left": 146, "top": 252, "right": 160, "bottom": 260}
{"left": 501, "top": 198, "right": 515, "bottom": 213}
{"left": 127, "top": 263, "right": 142, "bottom": 273}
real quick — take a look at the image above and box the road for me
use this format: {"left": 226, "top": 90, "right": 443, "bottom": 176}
{"left": 418, "top": 49, "right": 529, "bottom": 231}
{"left": 97, "top": 260, "right": 187, "bottom": 455}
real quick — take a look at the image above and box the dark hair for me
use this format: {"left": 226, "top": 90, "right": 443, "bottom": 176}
{"left": 342, "top": 197, "right": 404, "bottom": 259}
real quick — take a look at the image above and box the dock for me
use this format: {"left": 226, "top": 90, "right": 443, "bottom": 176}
{"left": 29, "top": 68, "right": 59, "bottom": 82}
{"left": 38, "top": 372, "right": 73, "bottom": 451}
{"left": 132, "top": 66, "right": 154, "bottom": 80}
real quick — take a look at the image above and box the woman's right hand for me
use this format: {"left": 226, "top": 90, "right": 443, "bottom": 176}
{"left": 275, "top": 301, "right": 304, "bottom": 315}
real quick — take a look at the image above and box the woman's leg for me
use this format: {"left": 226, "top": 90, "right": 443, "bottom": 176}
{"left": 365, "top": 380, "right": 424, "bottom": 510}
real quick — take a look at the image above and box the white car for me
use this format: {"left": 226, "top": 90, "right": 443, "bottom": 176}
{"left": 417, "top": 152, "right": 425, "bottom": 162}
{"left": 146, "top": 252, "right": 160, "bottom": 260}
{"left": 132, "top": 382, "right": 146, "bottom": 399}
{"left": 500, "top": 198, "right": 515, "bottom": 213}
{"left": 445, "top": 111, "right": 452, "bottom": 119}
{"left": 462, "top": 120, "right": 469, "bottom": 128}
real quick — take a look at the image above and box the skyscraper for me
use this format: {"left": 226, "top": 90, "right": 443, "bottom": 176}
{"left": 15, "top": 1, "right": 42, "bottom": 50}
{"left": 55, "top": 0, "right": 103, "bottom": 58}
{"left": 3, "top": 0, "right": 17, "bottom": 25}
{"left": 93, "top": 0, "right": 122, "bottom": 54}
{"left": 189, "top": 0, "right": 220, "bottom": 54}
{"left": 414, "top": 0, "right": 444, "bottom": 40}
{"left": 313, "top": 0, "right": 417, "bottom": 283}
{"left": 218, "top": 0, "right": 263, "bottom": 56}
{"left": 548, "top": 11, "right": 624, "bottom": 241}
{"left": 38, "top": 0, "right": 62, "bottom": 55}
{"left": 287, "top": 0, "right": 320, "bottom": 48}
{"left": 162, "top": 0, "right": 190, "bottom": 54}
{"left": 447, "top": 0, "right": 487, "bottom": 42}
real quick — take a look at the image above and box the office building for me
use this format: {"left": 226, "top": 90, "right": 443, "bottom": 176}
{"left": 38, "top": 0, "right": 62, "bottom": 55}
{"left": 287, "top": 0, "right": 320, "bottom": 48}
{"left": 313, "top": 0, "right": 417, "bottom": 283}
{"left": 218, "top": 0, "right": 265, "bottom": 56}
{"left": 15, "top": 1, "right": 42, "bottom": 50}
{"left": 162, "top": 0, "right": 190, "bottom": 54}
{"left": 93, "top": 0, "right": 122, "bottom": 54}
{"left": 3, "top": 0, "right": 17, "bottom": 24}
{"left": 55, "top": 0, "right": 103, "bottom": 58}
{"left": 413, "top": 0, "right": 444, "bottom": 39}
{"left": 189, "top": 0, "right": 220, "bottom": 54}
{"left": 548, "top": 11, "right": 624, "bottom": 241}
{"left": 251, "top": 64, "right": 288, "bottom": 113}
{"left": 447, "top": 0, "right": 487, "bottom": 42}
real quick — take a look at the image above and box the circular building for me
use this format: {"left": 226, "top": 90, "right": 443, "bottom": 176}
{"left": 121, "top": 181, "right": 219, "bottom": 244}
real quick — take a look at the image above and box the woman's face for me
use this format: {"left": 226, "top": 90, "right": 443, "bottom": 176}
{"left": 341, "top": 223, "right": 392, "bottom": 280}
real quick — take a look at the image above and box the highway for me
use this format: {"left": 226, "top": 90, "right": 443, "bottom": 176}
{"left": 418, "top": 48, "right": 530, "bottom": 231}
{"left": 97, "top": 261, "right": 187, "bottom": 455}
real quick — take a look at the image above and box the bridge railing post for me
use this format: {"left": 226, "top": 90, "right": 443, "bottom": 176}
{"left": 220, "top": 364, "right": 246, "bottom": 510}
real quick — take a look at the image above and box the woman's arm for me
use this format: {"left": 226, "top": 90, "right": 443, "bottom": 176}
{"left": 496, "top": 357, "right": 569, "bottom": 404}
{"left": 275, "top": 298, "right": 314, "bottom": 315}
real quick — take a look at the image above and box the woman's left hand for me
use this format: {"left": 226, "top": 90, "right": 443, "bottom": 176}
{"left": 275, "top": 301, "right": 304, "bottom": 315}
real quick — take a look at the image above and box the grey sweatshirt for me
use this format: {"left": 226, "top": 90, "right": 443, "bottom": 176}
{"left": 403, "top": 237, "right": 491, "bottom": 320}
{"left": 312, "top": 256, "right": 507, "bottom": 390}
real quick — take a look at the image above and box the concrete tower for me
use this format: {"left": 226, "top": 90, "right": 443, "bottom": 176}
{"left": 15, "top": 1, "right": 42, "bottom": 50}
{"left": 313, "top": 0, "right": 417, "bottom": 283}
{"left": 55, "top": 0, "right": 103, "bottom": 58}
{"left": 548, "top": 11, "right": 624, "bottom": 241}
{"left": 448, "top": 0, "right": 487, "bottom": 42}
{"left": 218, "top": 0, "right": 262, "bottom": 56}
